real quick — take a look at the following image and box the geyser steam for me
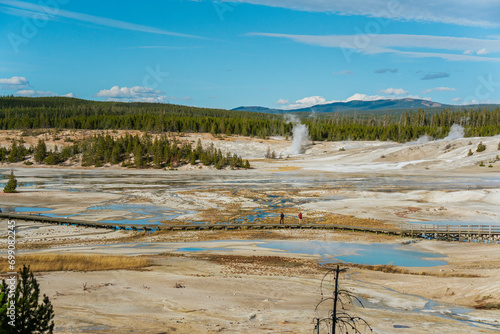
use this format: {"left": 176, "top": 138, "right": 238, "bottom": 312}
{"left": 410, "top": 124, "right": 465, "bottom": 144}
{"left": 285, "top": 114, "right": 310, "bottom": 155}
{"left": 443, "top": 124, "right": 465, "bottom": 141}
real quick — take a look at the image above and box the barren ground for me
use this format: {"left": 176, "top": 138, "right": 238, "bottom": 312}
{"left": 1, "top": 130, "right": 499, "bottom": 333}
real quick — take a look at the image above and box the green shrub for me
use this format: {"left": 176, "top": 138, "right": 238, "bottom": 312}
{"left": 476, "top": 142, "right": 486, "bottom": 152}
{"left": 44, "top": 154, "right": 57, "bottom": 165}
{"left": 3, "top": 171, "right": 17, "bottom": 193}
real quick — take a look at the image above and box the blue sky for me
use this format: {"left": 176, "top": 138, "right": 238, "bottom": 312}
{"left": 0, "top": 0, "right": 499, "bottom": 109}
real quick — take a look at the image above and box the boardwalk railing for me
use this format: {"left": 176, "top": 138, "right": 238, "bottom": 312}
{"left": 400, "top": 224, "right": 500, "bottom": 242}
{"left": 0, "top": 213, "right": 156, "bottom": 231}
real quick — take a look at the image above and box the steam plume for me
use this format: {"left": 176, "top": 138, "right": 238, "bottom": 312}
{"left": 285, "top": 114, "right": 310, "bottom": 155}
{"left": 443, "top": 124, "right": 465, "bottom": 141}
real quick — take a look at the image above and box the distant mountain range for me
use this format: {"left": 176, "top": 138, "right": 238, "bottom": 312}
{"left": 233, "top": 98, "right": 454, "bottom": 114}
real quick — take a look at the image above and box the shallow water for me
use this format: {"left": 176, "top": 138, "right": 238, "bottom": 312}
{"left": 259, "top": 240, "right": 446, "bottom": 267}
{"left": 352, "top": 280, "right": 500, "bottom": 331}
{"left": 5, "top": 169, "right": 500, "bottom": 193}
{"left": 88, "top": 204, "right": 193, "bottom": 225}
{"left": 11, "top": 206, "right": 53, "bottom": 213}
{"left": 172, "top": 240, "right": 446, "bottom": 267}
{"left": 3, "top": 169, "right": 499, "bottom": 226}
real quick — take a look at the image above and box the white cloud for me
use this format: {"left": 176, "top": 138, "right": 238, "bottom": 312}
{"left": 95, "top": 85, "right": 167, "bottom": 103}
{"left": 276, "top": 98, "right": 290, "bottom": 105}
{"left": 280, "top": 96, "right": 337, "bottom": 110}
{"left": 0, "top": 76, "right": 29, "bottom": 90}
{"left": 463, "top": 50, "right": 473, "bottom": 55}
{"left": 344, "top": 93, "right": 386, "bottom": 102}
{"left": 249, "top": 33, "right": 500, "bottom": 62}
{"left": 477, "top": 48, "right": 488, "bottom": 55}
{"left": 404, "top": 94, "right": 432, "bottom": 101}
{"left": 422, "top": 87, "right": 457, "bottom": 94}
{"left": 452, "top": 97, "right": 463, "bottom": 102}
{"left": 213, "top": 0, "right": 500, "bottom": 28}
{"left": 380, "top": 88, "right": 408, "bottom": 95}
{"left": 0, "top": 0, "right": 201, "bottom": 39}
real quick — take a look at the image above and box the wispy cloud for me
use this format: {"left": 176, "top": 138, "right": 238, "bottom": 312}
{"left": 0, "top": 0, "right": 202, "bottom": 39}
{"left": 421, "top": 72, "right": 450, "bottom": 80}
{"left": 380, "top": 88, "right": 408, "bottom": 95}
{"left": 333, "top": 70, "right": 354, "bottom": 75}
{"left": 422, "top": 87, "right": 457, "bottom": 94}
{"left": 375, "top": 68, "right": 398, "bottom": 74}
{"left": 15, "top": 89, "right": 74, "bottom": 97}
{"left": 122, "top": 46, "right": 202, "bottom": 50}
{"left": 211, "top": 0, "right": 500, "bottom": 28}
{"left": 248, "top": 33, "right": 500, "bottom": 62}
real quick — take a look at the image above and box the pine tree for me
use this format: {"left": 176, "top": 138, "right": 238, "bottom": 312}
{"left": 110, "top": 145, "right": 121, "bottom": 165}
{"left": 3, "top": 170, "right": 17, "bottom": 193}
{"left": 476, "top": 142, "right": 486, "bottom": 152}
{"left": 0, "top": 265, "right": 55, "bottom": 334}
{"left": 7, "top": 141, "right": 27, "bottom": 163}
{"left": 134, "top": 143, "right": 144, "bottom": 168}
{"left": 34, "top": 139, "right": 47, "bottom": 163}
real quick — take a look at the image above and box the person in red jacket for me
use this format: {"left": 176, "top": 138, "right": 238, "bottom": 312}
{"left": 298, "top": 212, "right": 303, "bottom": 224}
{"left": 280, "top": 212, "right": 284, "bottom": 224}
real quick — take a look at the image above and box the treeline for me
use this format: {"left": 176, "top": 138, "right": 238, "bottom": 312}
{"left": 306, "top": 109, "right": 500, "bottom": 142}
{"left": 1, "top": 97, "right": 500, "bottom": 142}
{"left": 0, "top": 96, "right": 290, "bottom": 138}
{"left": 2, "top": 134, "right": 250, "bottom": 169}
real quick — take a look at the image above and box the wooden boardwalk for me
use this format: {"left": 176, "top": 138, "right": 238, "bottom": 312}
{"left": 0, "top": 213, "right": 156, "bottom": 231}
{"left": 400, "top": 223, "right": 500, "bottom": 242}
{"left": 0, "top": 212, "right": 399, "bottom": 234}
{"left": 2, "top": 213, "right": 500, "bottom": 242}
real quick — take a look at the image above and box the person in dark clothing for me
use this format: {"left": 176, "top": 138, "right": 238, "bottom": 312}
{"left": 280, "top": 212, "right": 284, "bottom": 224}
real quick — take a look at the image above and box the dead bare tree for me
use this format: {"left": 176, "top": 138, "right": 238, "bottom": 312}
{"left": 313, "top": 265, "right": 372, "bottom": 334}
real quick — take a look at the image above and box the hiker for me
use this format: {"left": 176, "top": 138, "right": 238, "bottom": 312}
{"left": 280, "top": 212, "right": 284, "bottom": 224}
{"left": 298, "top": 212, "right": 302, "bottom": 224}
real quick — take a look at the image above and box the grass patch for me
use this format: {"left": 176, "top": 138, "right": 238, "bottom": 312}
{"left": 0, "top": 254, "right": 152, "bottom": 272}
{"left": 475, "top": 303, "right": 500, "bottom": 310}
{"left": 193, "top": 254, "right": 324, "bottom": 276}
{"left": 474, "top": 296, "right": 500, "bottom": 309}
{"left": 198, "top": 254, "right": 307, "bottom": 268}
{"left": 323, "top": 263, "right": 481, "bottom": 278}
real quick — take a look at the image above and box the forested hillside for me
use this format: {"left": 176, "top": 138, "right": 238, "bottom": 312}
{"left": 1, "top": 96, "right": 499, "bottom": 142}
